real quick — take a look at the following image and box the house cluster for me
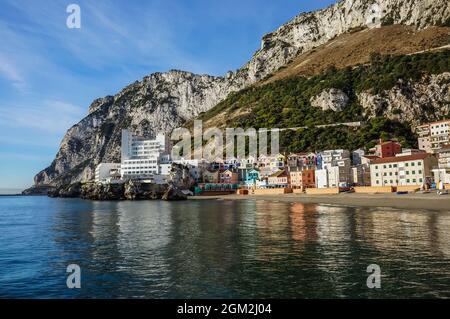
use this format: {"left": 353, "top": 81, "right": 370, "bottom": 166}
{"left": 95, "top": 120, "right": 450, "bottom": 191}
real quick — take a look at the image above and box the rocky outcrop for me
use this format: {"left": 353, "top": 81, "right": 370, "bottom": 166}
{"left": 48, "top": 182, "right": 82, "bottom": 198}
{"left": 168, "top": 163, "right": 195, "bottom": 189}
{"left": 311, "top": 88, "right": 349, "bottom": 111}
{"left": 78, "top": 181, "right": 187, "bottom": 201}
{"left": 162, "top": 186, "right": 188, "bottom": 201}
{"left": 34, "top": 0, "right": 450, "bottom": 187}
{"left": 22, "top": 185, "right": 55, "bottom": 196}
{"left": 358, "top": 73, "right": 450, "bottom": 126}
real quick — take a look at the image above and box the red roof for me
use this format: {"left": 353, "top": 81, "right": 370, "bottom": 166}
{"left": 371, "top": 153, "right": 429, "bottom": 165}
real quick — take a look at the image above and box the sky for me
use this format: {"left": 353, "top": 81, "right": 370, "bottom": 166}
{"left": 0, "top": 0, "right": 337, "bottom": 191}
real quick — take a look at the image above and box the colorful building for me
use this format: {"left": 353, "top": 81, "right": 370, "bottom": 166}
{"left": 268, "top": 170, "right": 290, "bottom": 188}
{"left": 289, "top": 169, "right": 315, "bottom": 189}
{"left": 243, "top": 169, "right": 260, "bottom": 187}
{"left": 219, "top": 170, "right": 239, "bottom": 184}
{"left": 373, "top": 140, "right": 402, "bottom": 158}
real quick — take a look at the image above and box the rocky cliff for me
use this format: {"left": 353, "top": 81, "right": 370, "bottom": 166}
{"left": 34, "top": 0, "right": 450, "bottom": 187}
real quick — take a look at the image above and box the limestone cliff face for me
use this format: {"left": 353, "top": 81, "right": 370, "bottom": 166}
{"left": 358, "top": 73, "right": 450, "bottom": 126}
{"left": 35, "top": 0, "right": 450, "bottom": 187}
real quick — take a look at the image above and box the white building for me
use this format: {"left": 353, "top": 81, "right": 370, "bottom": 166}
{"left": 432, "top": 145, "right": 450, "bottom": 185}
{"left": 417, "top": 120, "right": 450, "bottom": 153}
{"left": 315, "top": 169, "right": 329, "bottom": 189}
{"left": 95, "top": 163, "right": 121, "bottom": 184}
{"left": 319, "top": 149, "right": 350, "bottom": 169}
{"left": 370, "top": 153, "right": 437, "bottom": 187}
{"left": 120, "top": 129, "right": 171, "bottom": 180}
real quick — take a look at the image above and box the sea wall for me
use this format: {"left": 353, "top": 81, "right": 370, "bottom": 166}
{"left": 354, "top": 186, "right": 395, "bottom": 193}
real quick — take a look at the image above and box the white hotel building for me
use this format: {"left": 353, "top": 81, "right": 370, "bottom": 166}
{"left": 120, "top": 129, "right": 171, "bottom": 180}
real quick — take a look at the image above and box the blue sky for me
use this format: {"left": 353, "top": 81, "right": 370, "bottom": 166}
{"left": 0, "top": 0, "right": 337, "bottom": 190}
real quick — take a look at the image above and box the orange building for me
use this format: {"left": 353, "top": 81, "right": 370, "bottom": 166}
{"left": 289, "top": 169, "right": 315, "bottom": 189}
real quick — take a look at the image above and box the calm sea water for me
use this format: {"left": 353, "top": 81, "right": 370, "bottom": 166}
{"left": 1, "top": 196, "right": 450, "bottom": 299}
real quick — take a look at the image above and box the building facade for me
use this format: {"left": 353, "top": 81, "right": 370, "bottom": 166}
{"left": 417, "top": 120, "right": 450, "bottom": 153}
{"left": 268, "top": 170, "right": 290, "bottom": 188}
{"left": 290, "top": 168, "right": 315, "bottom": 189}
{"left": 120, "top": 129, "right": 170, "bottom": 180}
{"left": 95, "top": 163, "right": 121, "bottom": 184}
{"left": 370, "top": 153, "right": 437, "bottom": 187}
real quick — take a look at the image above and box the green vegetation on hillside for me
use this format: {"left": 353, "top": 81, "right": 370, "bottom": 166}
{"left": 195, "top": 51, "right": 450, "bottom": 152}
{"left": 280, "top": 118, "right": 417, "bottom": 153}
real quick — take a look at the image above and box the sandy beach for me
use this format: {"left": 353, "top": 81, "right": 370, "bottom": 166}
{"left": 190, "top": 192, "right": 450, "bottom": 211}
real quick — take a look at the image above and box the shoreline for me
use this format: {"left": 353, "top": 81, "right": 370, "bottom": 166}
{"left": 189, "top": 192, "right": 450, "bottom": 212}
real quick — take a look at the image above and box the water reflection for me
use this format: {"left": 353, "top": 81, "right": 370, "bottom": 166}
{"left": 2, "top": 196, "right": 450, "bottom": 298}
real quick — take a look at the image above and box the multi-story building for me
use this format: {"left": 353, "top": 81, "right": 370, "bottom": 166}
{"left": 95, "top": 163, "right": 121, "bottom": 184}
{"left": 352, "top": 149, "right": 365, "bottom": 166}
{"left": 351, "top": 165, "right": 371, "bottom": 186}
{"left": 317, "top": 149, "right": 350, "bottom": 170}
{"left": 417, "top": 120, "right": 450, "bottom": 153}
{"left": 417, "top": 124, "right": 432, "bottom": 153}
{"left": 315, "top": 169, "right": 328, "bottom": 189}
{"left": 370, "top": 153, "right": 437, "bottom": 187}
{"left": 327, "top": 159, "right": 352, "bottom": 188}
{"left": 432, "top": 145, "right": 450, "bottom": 185}
{"left": 219, "top": 170, "right": 239, "bottom": 184}
{"left": 287, "top": 153, "right": 317, "bottom": 170}
{"left": 243, "top": 169, "right": 260, "bottom": 187}
{"left": 289, "top": 168, "right": 315, "bottom": 189}
{"left": 120, "top": 129, "right": 170, "bottom": 180}
{"left": 373, "top": 140, "right": 402, "bottom": 158}
{"left": 238, "top": 156, "right": 257, "bottom": 169}
{"left": 268, "top": 170, "right": 290, "bottom": 188}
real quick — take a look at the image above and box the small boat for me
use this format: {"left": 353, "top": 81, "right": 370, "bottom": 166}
{"left": 396, "top": 191, "right": 409, "bottom": 195}
{"left": 437, "top": 190, "right": 449, "bottom": 196}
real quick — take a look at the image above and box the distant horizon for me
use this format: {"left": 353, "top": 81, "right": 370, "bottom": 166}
{"left": 0, "top": 0, "right": 337, "bottom": 189}
{"left": 0, "top": 188, "right": 23, "bottom": 195}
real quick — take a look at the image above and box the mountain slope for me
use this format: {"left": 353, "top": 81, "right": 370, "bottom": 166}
{"left": 195, "top": 50, "right": 450, "bottom": 153}
{"left": 34, "top": 0, "right": 450, "bottom": 187}
{"left": 262, "top": 25, "right": 450, "bottom": 82}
